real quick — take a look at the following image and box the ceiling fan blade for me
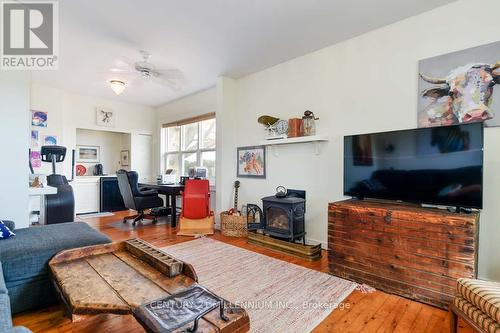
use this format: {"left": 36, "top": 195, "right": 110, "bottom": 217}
{"left": 154, "top": 68, "right": 185, "bottom": 80}
{"left": 129, "top": 76, "right": 146, "bottom": 88}
{"left": 150, "top": 75, "right": 184, "bottom": 91}
{"left": 113, "top": 56, "right": 136, "bottom": 70}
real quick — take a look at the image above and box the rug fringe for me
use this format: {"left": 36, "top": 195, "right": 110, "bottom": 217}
{"left": 355, "top": 283, "right": 376, "bottom": 293}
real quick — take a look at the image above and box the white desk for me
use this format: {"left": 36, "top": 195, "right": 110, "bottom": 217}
{"left": 29, "top": 186, "right": 57, "bottom": 225}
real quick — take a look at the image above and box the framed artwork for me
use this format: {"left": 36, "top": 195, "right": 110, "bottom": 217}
{"left": 76, "top": 145, "right": 100, "bottom": 163}
{"left": 31, "top": 110, "right": 48, "bottom": 127}
{"left": 237, "top": 145, "right": 266, "bottom": 178}
{"left": 120, "top": 150, "right": 130, "bottom": 166}
{"left": 418, "top": 41, "right": 500, "bottom": 128}
{"left": 31, "top": 130, "right": 39, "bottom": 147}
{"left": 42, "top": 135, "right": 57, "bottom": 146}
{"left": 96, "top": 107, "right": 115, "bottom": 127}
{"left": 30, "top": 151, "right": 41, "bottom": 168}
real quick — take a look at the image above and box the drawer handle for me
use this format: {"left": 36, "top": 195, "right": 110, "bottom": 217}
{"left": 384, "top": 211, "right": 392, "bottom": 223}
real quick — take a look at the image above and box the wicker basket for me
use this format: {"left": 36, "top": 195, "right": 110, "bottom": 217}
{"left": 220, "top": 211, "right": 248, "bottom": 237}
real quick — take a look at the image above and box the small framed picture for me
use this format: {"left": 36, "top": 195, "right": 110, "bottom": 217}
{"left": 237, "top": 145, "right": 266, "bottom": 178}
{"left": 31, "top": 130, "right": 39, "bottom": 147}
{"left": 96, "top": 107, "right": 115, "bottom": 127}
{"left": 42, "top": 135, "right": 57, "bottom": 146}
{"left": 32, "top": 110, "right": 48, "bottom": 127}
{"left": 120, "top": 150, "right": 130, "bottom": 166}
{"left": 76, "top": 145, "right": 100, "bottom": 163}
{"left": 30, "top": 151, "right": 41, "bottom": 168}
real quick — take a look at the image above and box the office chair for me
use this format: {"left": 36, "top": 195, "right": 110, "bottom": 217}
{"left": 116, "top": 170, "right": 164, "bottom": 226}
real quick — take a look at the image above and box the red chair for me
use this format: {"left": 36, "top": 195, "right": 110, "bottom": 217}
{"left": 177, "top": 179, "right": 214, "bottom": 237}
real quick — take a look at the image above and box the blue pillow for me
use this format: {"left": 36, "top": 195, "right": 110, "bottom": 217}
{"left": 0, "top": 220, "right": 15, "bottom": 239}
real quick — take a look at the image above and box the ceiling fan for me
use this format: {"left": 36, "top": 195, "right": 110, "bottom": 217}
{"left": 108, "top": 50, "right": 185, "bottom": 95}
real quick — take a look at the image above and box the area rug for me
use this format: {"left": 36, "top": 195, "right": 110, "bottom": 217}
{"left": 163, "top": 238, "right": 357, "bottom": 333}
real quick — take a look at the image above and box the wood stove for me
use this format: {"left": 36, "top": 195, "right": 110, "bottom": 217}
{"left": 261, "top": 189, "right": 306, "bottom": 244}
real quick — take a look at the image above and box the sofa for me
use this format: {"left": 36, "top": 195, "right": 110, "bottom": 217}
{"left": 1, "top": 261, "right": 31, "bottom": 332}
{"left": 0, "top": 220, "right": 111, "bottom": 332}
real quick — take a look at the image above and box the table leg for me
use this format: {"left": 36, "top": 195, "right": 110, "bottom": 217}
{"left": 171, "top": 194, "right": 177, "bottom": 228}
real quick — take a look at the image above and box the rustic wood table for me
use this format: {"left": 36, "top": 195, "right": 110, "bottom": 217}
{"left": 49, "top": 238, "right": 250, "bottom": 333}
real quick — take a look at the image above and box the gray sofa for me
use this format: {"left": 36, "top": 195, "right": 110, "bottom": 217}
{"left": 0, "top": 221, "right": 111, "bottom": 332}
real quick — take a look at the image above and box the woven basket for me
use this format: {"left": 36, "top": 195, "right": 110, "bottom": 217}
{"left": 220, "top": 211, "right": 248, "bottom": 237}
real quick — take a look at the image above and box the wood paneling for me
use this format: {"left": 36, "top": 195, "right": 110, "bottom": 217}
{"left": 328, "top": 199, "right": 479, "bottom": 309}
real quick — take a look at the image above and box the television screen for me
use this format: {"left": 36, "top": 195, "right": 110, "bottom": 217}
{"left": 344, "top": 123, "right": 483, "bottom": 209}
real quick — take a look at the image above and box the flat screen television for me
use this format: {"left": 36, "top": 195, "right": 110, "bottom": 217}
{"left": 344, "top": 123, "right": 483, "bottom": 209}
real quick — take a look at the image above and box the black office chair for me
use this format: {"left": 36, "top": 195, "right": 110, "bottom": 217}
{"left": 116, "top": 170, "right": 164, "bottom": 226}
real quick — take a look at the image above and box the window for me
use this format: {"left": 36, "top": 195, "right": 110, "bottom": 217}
{"left": 162, "top": 115, "right": 216, "bottom": 183}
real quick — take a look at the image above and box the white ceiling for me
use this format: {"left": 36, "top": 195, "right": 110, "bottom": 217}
{"left": 32, "top": 0, "right": 456, "bottom": 107}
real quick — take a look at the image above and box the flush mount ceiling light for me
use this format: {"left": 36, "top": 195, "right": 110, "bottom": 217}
{"left": 109, "top": 80, "right": 126, "bottom": 95}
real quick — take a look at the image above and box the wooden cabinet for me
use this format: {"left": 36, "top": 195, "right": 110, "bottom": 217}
{"left": 74, "top": 177, "right": 100, "bottom": 214}
{"left": 328, "top": 199, "right": 479, "bottom": 309}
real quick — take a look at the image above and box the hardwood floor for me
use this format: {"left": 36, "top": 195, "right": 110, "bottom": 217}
{"left": 13, "top": 211, "right": 474, "bottom": 332}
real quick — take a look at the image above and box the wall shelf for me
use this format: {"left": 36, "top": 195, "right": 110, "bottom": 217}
{"left": 260, "top": 135, "right": 329, "bottom": 155}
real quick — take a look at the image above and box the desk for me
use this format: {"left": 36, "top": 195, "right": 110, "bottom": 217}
{"left": 139, "top": 183, "right": 184, "bottom": 227}
{"left": 29, "top": 186, "right": 57, "bottom": 225}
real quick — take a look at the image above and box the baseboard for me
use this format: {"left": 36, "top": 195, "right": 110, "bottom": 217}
{"left": 306, "top": 237, "right": 327, "bottom": 250}
{"left": 214, "top": 222, "right": 326, "bottom": 249}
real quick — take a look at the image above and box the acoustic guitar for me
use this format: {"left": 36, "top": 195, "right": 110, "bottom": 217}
{"left": 228, "top": 180, "right": 240, "bottom": 215}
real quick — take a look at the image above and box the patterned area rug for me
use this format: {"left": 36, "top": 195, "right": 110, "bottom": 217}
{"left": 163, "top": 238, "right": 357, "bottom": 333}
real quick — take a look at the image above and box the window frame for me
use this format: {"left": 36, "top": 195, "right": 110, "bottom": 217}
{"left": 161, "top": 114, "right": 216, "bottom": 184}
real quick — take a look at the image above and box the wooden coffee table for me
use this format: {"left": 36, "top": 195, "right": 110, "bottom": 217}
{"left": 49, "top": 238, "right": 250, "bottom": 333}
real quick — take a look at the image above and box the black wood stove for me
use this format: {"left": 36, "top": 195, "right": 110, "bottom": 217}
{"left": 261, "top": 189, "right": 306, "bottom": 244}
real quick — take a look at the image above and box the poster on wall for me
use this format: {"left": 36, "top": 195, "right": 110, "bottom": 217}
{"left": 31, "top": 130, "right": 39, "bottom": 147}
{"left": 30, "top": 151, "right": 41, "bottom": 168}
{"left": 417, "top": 41, "right": 500, "bottom": 128}
{"left": 237, "top": 146, "right": 266, "bottom": 178}
{"left": 76, "top": 145, "right": 100, "bottom": 163}
{"left": 42, "top": 135, "right": 57, "bottom": 146}
{"left": 31, "top": 110, "right": 48, "bottom": 127}
{"left": 120, "top": 150, "right": 130, "bottom": 166}
{"left": 96, "top": 108, "right": 115, "bottom": 127}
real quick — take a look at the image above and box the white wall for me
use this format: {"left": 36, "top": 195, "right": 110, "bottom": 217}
{"left": 30, "top": 83, "right": 156, "bottom": 178}
{"left": 156, "top": 87, "right": 216, "bottom": 125}
{"left": 215, "top": 78, "right": 237, "bottom": 226}
{"left": 0, "top": 72, "right": 30, "bottom": 228}
{"left": 216, "top": 0, "right": 500, "bottom": 280}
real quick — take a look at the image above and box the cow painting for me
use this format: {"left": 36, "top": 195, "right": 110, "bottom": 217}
{"left": 419, "top": 61, "right": 500, "bottom": 127}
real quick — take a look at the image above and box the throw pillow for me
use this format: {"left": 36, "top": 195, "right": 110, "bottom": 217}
{"left": 0, "top": 220, "right": 15, "bottom": 239}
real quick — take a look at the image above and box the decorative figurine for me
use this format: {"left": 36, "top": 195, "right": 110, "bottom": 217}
{"left": 301, "top": 110, "right": 319, "bottom": 136}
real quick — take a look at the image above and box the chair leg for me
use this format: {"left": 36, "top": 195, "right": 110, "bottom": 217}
{"left": 449, "top": 306, "right": 458, "bottom": 333}
{"left": 123, "top": 213, "right": 139, "bottom": 223}
{"left": 132, "top": 211, "right": 145, "bottom": 226}
{"left": 143, "top": 213, "right": 158, "bottom": 224}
